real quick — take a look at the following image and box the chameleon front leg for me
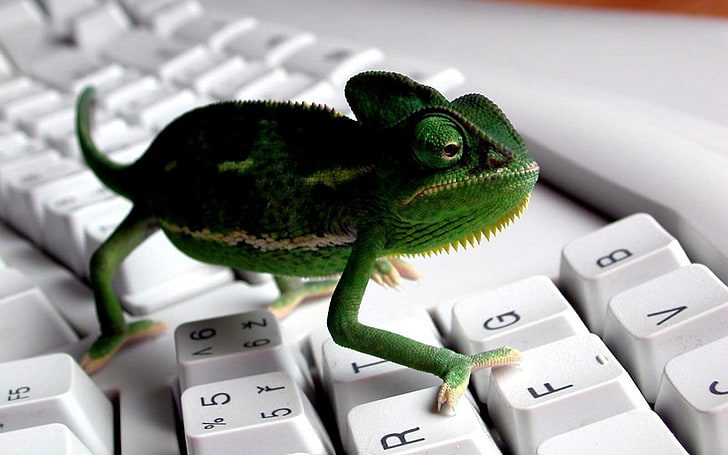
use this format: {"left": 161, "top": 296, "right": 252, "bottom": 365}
{"left": 269, "top": 276, "right": 338, "bottom": 318}
{"left": 327, "top": 228, "right": 521, "bottom": 413}
{"left": 81, "top": 205, "right": 166, "bottom": 374}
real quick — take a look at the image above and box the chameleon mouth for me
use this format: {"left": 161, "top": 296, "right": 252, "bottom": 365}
{"left": 397, "top": 161, "right": 539, "bottom": 206}
{"left": 396, "top": 193, "right": 532, "bottom": 258}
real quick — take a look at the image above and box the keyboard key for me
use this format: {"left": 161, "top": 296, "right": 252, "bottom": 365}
{"left": 83, "top": 208, "right": 233, "bottom": 314}
{"left": 536, "top": 409, "right": 688, "bottom": 454}
{"left": 27, "top": 49, "right": 124, "bottom": 94}
{"left": 321, "top": 318, "right": 441, "bottom": 447}
{"left": 346, "top": 386, "right": 501, "bottom": 454}
{"left": 224, "top": 21, "right": 316, "bottom": 67}
{"left": 0, "top": 1, "right": 44, "bottom": 34}
{"left": 283, "top": 37, "right": 384, "bottom": 87}
{"left": 173, "top": 12, "right": 256, "bottom": 51}
{"left": 94, "top": 71, "right": 161, "bottom": 112}
{"left": 137, "top": 0, "right": 202, "bottom": 36}
{"left": 371, "top": 56, "right": 465, "bottom": 94}
{"left": 175, "top": 310, "right": 311, "bottom": 393}
{"left": 41, "top": 0, "right": 96, "bottom": 38}
{"left": 208, "top": 61, "right": 287, "bottom": 101}
{"left": 1, "top": 88, "right": 63, "bottom": 123}
{"left": 170, "top": 53, "right": 247, "bottom": 95}
{"left": 488, "top": 334, "right": 649, "bottom": 455}
{"left": 0, "top": 423, "right": 94, "bottom": 455}
{"left": 181, "top": 372, "right": 333, "bottom": 455}
{"left": 0, "top": 353, "right": 114, "bottom": 455}
{"left": 450, "top": 275, "right": 589, "bottom": 402}
{"left": 655, "top": 336, "right": 728, "bottom": 454}
{"left": 117, "top": 85, "right": 199, "bottom": 130}
{"left": 0, "top": 268, "right": 78, "bottom": 362}
{"left": 4, "top": 158, "right": 84, "bottom": 244}
{"left": 0, "top": 149, "right": 62, "bottom": 219}
{"left": 71, "top": 2, "right": 131, "bottom": 50}
{"left": 603, "top": 264, "right": 728, "bottom": 401}
{"left": 43, "top": 185, "right": 123, "bottom": 275}
{"left": 560, "top": 213, "right": 690, "bottom": 333}
{"left": 103, "top": 30, "right": 210, "bottom": 81}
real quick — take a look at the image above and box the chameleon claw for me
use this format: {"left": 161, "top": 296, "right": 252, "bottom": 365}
{"left": 80, "top": 320, "right": 166, "bottom": 374}
{"left": 435, "top": 346, "right": 522, "bottom": 415}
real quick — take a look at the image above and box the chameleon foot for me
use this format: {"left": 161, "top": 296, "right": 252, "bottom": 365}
{"left": 436, "top": 346, "right": 521, "bottom": 414}
{"left": 371, "top": 258, "right": 421, "bottom": 287}
{"left": 269, "top": 279, "right": 338, "bottom": 318}
{"left": 80, "top": 320, "right": 166, "bottom": 374}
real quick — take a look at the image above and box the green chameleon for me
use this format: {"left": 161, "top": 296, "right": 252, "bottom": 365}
{"left": 76, "top": 71, "right": 539, "bottom": 412}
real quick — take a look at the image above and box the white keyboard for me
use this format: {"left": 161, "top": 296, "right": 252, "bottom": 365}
{"left": 1, "top": 1, "right": 727, "bottom": 454}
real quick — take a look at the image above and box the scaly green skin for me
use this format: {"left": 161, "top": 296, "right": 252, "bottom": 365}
{"left": 76, "top": 71, "right": 539, "bottom": 412}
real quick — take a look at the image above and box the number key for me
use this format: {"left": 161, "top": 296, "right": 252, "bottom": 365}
{"left": 175, "top": 310, "right": 311, "bottom": 394}
{"left": 181, "top": 372, "right": 333, "bottom": 455}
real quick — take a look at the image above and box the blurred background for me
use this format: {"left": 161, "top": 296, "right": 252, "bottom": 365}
{"left": 508, "top": 0, "right": 728, "bottom": 17}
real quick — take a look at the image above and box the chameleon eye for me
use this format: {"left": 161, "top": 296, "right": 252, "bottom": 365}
{"left": 412, "top": 116, "right": 464, "bottom": 168}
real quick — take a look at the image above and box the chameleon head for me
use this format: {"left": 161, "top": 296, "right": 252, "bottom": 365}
{"left": 344, "top": 71, "right": 538, "bottom": 255}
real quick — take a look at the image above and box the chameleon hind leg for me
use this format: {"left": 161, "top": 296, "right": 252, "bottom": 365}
{"left": 269, "top": 258, "right": 420, "bottom": 318}
{"left": 269, "top": 276, "right": 338, "bottom": 318}
{"left": 80, "top": 205, "right": 166, "bottom": 374}
{"left": 327, "top": 229, "right": 520, "bottom": 414}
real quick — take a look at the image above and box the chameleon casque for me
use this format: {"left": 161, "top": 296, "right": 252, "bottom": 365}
{"left": 76, "top": 71, "right": 539, "bottom": 412}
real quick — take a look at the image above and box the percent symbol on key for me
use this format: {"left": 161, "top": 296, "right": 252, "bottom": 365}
{"left": 202, "top": 418, "right": 226, "bottom": 429}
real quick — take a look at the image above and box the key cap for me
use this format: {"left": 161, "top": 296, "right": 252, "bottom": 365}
{"left": 93, "top": 71, "right": 161, "bottom": 112}
{"left": 0, "top": 1, "right": 44, "bottom": 34}
{"left": 371, "top": 56, "right": 465, "bottom": 95}
{"left": 655, "top": 336, "right": 728, "bottom": 454}
{"left": 0, "top": 353, "right": 114, "bottom": 455}
{"left": 27, "top": 49, "right": 124, "bottom": 94}
{"left": 224, "top": 21, "right": 316, "bottom": 67}
{"left": 170, "top": 53, "right": 247, "bottom": 95}
{"left": 0, "top": 268, "right": 78, "bottom": 362}
{"left": 560, "top": 213, "right": 690, "bottom": 333}
{"left": 43, "top": 185, "right": 123, "bottom": 275}
{"left": 41, "top": 0, "right": 96, "bottom": 38}
{"left": 346, "top": 386, "right": 501, "bottom": 454}
{"left": 536, "top": 409, "right": 688, "bottom": 454}
{"left": 603, "top": 264, "right": 728, "bottom": 402}
{"left": 83, "top": 208, "right": 233, "bottom": 314}
{"left": 175, "top": 309, "right": 311, "bottom": 394}
{"left": 181, "top": 372, "right": 333, "bottom": 455}
{"left": 0, "top": 423, "right": 93, "bottom": 455}
{"left": 322, "top": 319, "right": 442, "bottom": 447}
{"left": 138, "top": 0, "right": 202, "bottom": 36}
{"left": 207, "top": 61, "right": 287, "bottom": 101}
{"left": 450, "top": 275, "right": 589, "bottom": 402}
{"left": 488, "top": 333, "right": 649, "bottom": 455}
{"left": 283, "top": 38, "right": 384, "bottom": 87}
{"left": 1, "top": 88, "right": 62, "bottom": 123}
{"left": 102, "top": 30, "right": 210, "bottom": 81}
{"left": 71, "top": 2, "right": 131, "bottom": 50}
{"left": 0, "top": 149, "right": 61, "bottom": 219}
{"left": 4, "top": 159, "right": 84, "bottom": 244}
{"left": 263, "top": 72, "right": 333, "bottom": 102}
{"left": 0, "top": 77, "right": 42, "bottom": 106}
{"left": 173, "top": 12, "right": 256, "bottom": 51}
{"left": 117, "top": 85, "right": 199, "bottom": 130}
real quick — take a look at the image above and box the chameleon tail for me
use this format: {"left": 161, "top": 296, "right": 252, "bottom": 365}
{"left": 76, "top": 87, "right": 137, "bottom": 200}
